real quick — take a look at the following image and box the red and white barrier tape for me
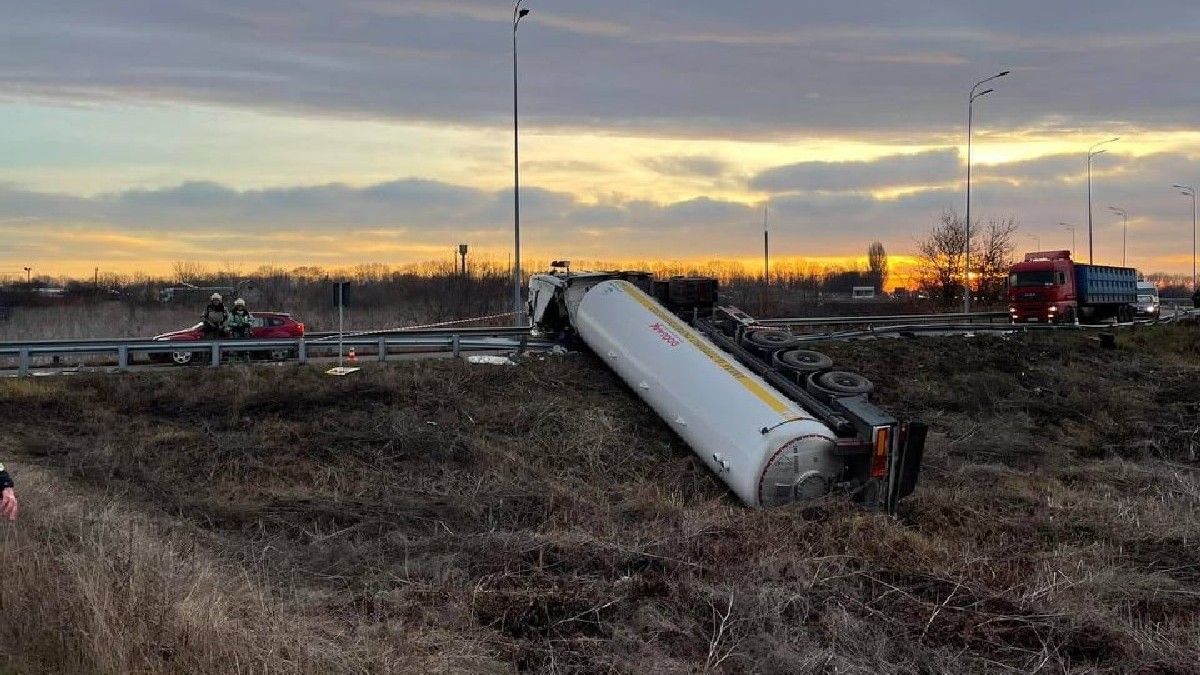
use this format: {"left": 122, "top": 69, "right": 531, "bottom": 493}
{"left": 395, "top": 311, "right": 518, "bottom": 331}
{"left": 314, "top": 311, "right": 521, "bottom": 341}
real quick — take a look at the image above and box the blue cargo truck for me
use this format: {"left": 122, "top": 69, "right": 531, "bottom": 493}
{"left": 1007, "top": 250, "right": 1138, "bottom": 323}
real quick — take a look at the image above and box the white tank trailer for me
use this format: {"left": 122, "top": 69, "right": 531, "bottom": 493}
{"left": 528, "top": 267, "right": 925, "bottom": 512}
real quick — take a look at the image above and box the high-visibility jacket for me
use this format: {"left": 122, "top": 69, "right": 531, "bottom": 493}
{"left": 228, "top": 309, "right": 252, "bottom": 329}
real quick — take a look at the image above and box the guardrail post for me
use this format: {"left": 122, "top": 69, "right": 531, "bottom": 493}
{"left": 18, "top": 348, "right": 30, "bottom": 377}
{"left": 518, "top": 335, "right": 528, "bottom": 355}
{"left": 298, "top": 339, "right": 307, "bottom": 364}
{"left": 452, "top": 334, "right": 460, "bottom": 358}
{"left": 117, "top": 345, "right": 129, "bottom": 370}
{"left": 211, "top": 343, "right": 221, "bottom": 367}
{"left": 378, "top": 337, "right": 387, "bottom": 362}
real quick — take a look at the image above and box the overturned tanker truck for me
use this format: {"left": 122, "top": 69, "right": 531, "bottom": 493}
{"left": 528, "top": 266, "right": 925, "bottom": 513}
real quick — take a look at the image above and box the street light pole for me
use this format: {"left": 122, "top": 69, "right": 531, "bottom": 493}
{"left": 512, "top": 1, "right": 530, "bottom": 326}
{"left": 1060, "top": 222, "right": 1075, "bottom": 253}
{"left": 964, "top": 69, "right": 1009, "bottom": 314}
{"left": 1087, "top": 137, "right": 1119, "bottom": 264}
{"left": 1174, "top": 184, "right": 1197, "bottom": 291}
{"left": 22, "top": 266, "right": 31, "bottom": 284}
{"left": 1107, "top": 206, "right": 1128, "bottom": 267}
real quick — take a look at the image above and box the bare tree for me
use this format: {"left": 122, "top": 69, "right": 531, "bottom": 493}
{"left": 915, "top": 211, "right": 1019, "bottom": 306}
{"left": 170, "top": 261, "right": 208, "bottom": 284}
{"left": 914, "top": 210, "right": 968, "bottom": 307}
{"left": 975, "top": 216, "right": 1020, "bottom": 303}
{"left": 867, "top": 241, "right": 888, "bottom": 291}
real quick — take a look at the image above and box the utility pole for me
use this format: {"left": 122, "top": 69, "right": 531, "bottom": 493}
{"left": 1087, "top": 137, "right": 1119, "bottom": 264}
{"left": 761, "top": 206, "right": 769, "bottom": 316}
{"left": 22, "top": 266, "right": 31, "bottom": 284}
{"left": 964, "top": 69, "right": 1009, "bottom": 313}
{"left": 458, "top": 244, "right": 469, "bottom": 277}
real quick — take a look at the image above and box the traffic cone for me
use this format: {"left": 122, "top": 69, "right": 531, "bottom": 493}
{"left": 347, "top": 348, "right": 358, "bottom": 366}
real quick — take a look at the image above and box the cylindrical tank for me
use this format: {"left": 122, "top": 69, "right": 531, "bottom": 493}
{"left": 572, "top": 280, "right": 841, "bottom": 507}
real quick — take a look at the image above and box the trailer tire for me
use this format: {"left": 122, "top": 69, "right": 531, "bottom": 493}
{"left": 814, "top": 370, "right": 874, "bottom": 396}
{"left": 743, "top": 329, "right": 799, "bottom": 352}
{"left": 773, "top": 348, "right": 834, "bottom": 374}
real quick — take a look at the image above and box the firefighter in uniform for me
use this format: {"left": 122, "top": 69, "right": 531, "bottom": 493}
{"left": 0, "top": 463, "right": 17, "bottom": 521}
{"left": 228, "top": 298, "right": 252, "bottom": 338}
{"left": 202, "top": 293, "right": 229, "bottom": 339}
{"left": 228, "top": 298, "right": 252, "bottom": 362}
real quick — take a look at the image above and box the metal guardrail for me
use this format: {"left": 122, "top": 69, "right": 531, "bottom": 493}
{"left": 790, "top": 306, "right": 1200, "bottom": 342}
{"left": 758, "top": 311, "right": 1010, "bottom": 328}
{"left": 0, "top": 325, "right": 532, "bottom": 350}
{"left": 0, "top": 333, "right": 549, "bottom": 377}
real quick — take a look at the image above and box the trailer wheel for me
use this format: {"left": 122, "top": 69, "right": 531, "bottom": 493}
{"left": 744, "top": 329, "right": 799, "bottom": 352}
{"left": 814, "top": 370, "right": 874, "bottom": 395}
{"left": 773, "top": 348, "right": 834, "bottom": 374}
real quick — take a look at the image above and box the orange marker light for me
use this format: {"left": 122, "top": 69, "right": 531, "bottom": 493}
{"left": 870, "top": 425, "right": 892, "bottom": 478}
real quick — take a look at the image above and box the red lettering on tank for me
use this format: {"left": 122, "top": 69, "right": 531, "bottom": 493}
{"left": 649, "top": 322, "right": 681, "bottom": 347}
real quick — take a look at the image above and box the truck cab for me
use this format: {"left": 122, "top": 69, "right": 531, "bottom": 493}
{"left": 1133, "top": 281, "right": 1160, "bottom": 318}
{"left": 1008, "top": 250, "right": 1076, "bottom": 323}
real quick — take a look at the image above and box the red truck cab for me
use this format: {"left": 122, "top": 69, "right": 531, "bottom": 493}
{"left": 1008, "top": 250, "right": 1138, "bottom": 324}
{"left": 1007, "top": 251, "right": 1078, "bottom": 324}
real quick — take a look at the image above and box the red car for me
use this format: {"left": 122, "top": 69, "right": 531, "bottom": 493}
{"left": 152, "top": 312, "right": 305, "bottom": 365}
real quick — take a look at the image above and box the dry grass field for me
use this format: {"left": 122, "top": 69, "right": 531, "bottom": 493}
{"left": 1, "top": 326, "right": 1199, "bottom": 672}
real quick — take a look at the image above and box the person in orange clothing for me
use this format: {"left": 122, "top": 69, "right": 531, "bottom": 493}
{"left": 0, "top": 462, "right": 17, "bottom": 521}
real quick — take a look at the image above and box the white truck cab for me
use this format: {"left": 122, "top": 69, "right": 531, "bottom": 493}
{"left": 1133, "top": 281, "right": 1160, "bottom": 317}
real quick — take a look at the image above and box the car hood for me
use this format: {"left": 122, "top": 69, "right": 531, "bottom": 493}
{"left": 154, "top": 324, "right": 203, "bottom": 340}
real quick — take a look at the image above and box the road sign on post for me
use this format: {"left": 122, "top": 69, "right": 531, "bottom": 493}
{"left": 327, "top": 281, "right": 360, "bottom": 376}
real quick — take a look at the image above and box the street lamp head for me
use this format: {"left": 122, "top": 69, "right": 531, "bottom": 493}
{"left": 998, "top": 70, "right": 1010, "bottom": 77}
{"left": 518, "top": 8, "right": 530, "bottom": 17}
{"left": 1090, "top": 137, "right": 1120, "bottom": 154}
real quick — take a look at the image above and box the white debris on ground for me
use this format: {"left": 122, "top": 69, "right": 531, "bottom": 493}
{"left": 466, "top": 355, "right": 517, "bottom": 366}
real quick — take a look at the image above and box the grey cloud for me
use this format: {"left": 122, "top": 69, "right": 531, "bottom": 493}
{"left": 750, "top": 149, "right": 960, "bottom": 193}
{"left": 974, "top": 154, "right": 1082, "bottom": 183}
{"left": 2, "top": 1, "right": 1198, "bottom": 136}
{"left": 642, "top": 156, "right": 730, "bottom": 178}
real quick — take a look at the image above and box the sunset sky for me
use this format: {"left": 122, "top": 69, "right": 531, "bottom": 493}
{"left": 2, "top": 1, "right": 1199, "bottom": 280}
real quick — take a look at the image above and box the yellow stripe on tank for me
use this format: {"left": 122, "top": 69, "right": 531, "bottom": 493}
{"left": 615, "top": 281, "right": 793, "bottom": 416}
